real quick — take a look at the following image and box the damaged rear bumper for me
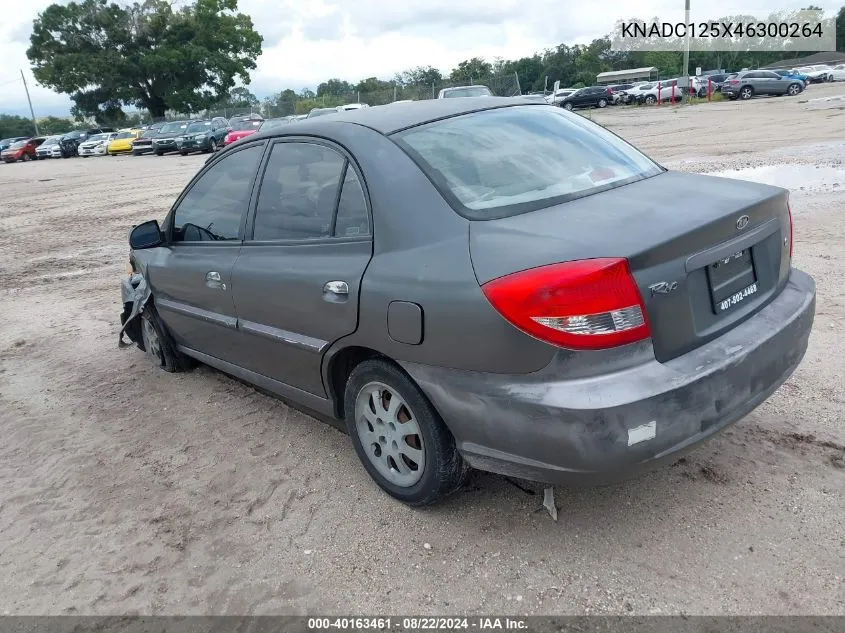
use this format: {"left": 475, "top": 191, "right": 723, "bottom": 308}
{"left": 399, "top": 268, "right": 816, "bottom": 486}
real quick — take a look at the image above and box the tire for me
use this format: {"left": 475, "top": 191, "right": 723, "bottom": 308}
{"left": 597, "top": 98, "right": 607, "bottom": 108}
{"left": 21, "top": 154, "right": 31, "bottom": 162}
{"left": 644, "top": 95, "right": 656, "bottom": 105}
{"left": 155, "top": 151, "right": 163, "bottom": 156}
{"left": 739, "top": 86, "right": 754, "bottom": 100}
{"left": 562, "top": 102, "right": 573, "bottom": 110}
{"left": 344, "top": 359, "right": 467, "bottom": 506}
{"left": 139, "top": 302, "right": 190, "bottom": 373}
{"left": 209, "top": 139, "right": 217, "bottom": 153}
{"left": 787, "top": 83, "right": 802, "bottom": 96}
{"left": 698, "top": 88, "right": 706, "bottom": 98}
{"left": 180, "top": 150, "right": 188, "bottom": 156}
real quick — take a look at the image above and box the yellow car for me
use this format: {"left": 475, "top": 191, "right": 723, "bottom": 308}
{"left": 107, "top": 128, "right": 143, "bottom": 155}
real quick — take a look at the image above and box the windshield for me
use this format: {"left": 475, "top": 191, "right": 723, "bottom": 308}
{"left": 231, "top": 118, "right": 263, "bottom": 130}
{"left": 160, "top": 122, "right": 187, "bottom": 135}
{"left": 186, "top": 121, "right": 212, "bottom": 133}
{"left": 9, "top": 140, "right": 28, "bottom": 149}
{"left": 260, "top": 118, "right": 289, "bottom": 130}
{"left": 114, "top": 131, "right": 135, "bottom": 139}
{"left": 139, "top": 130, "right": 156, "bottom": 139}
{"left": 42, "top": 136, "right": 63, "bottom": 144}
{"left": 443, "top": 86, "right": 492, "bottom": 98}
{"left": 88, "top": 133, "right": 110, "bottom": 142}
{"left": 395, "top": 106, "right": 662, "bottom": 219}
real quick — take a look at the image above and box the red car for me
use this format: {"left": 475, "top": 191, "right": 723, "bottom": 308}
{"left": 223, "top": 117, "right": 263, "bottom": 145}
{"left": 2, "top": 137, "right": 45, "bottom": 163}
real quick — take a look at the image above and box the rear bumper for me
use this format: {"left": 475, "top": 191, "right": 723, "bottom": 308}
{"left": 400, "top": 268, "right": 816, "bottom": 485}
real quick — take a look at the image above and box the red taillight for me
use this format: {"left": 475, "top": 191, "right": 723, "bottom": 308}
{"left": 481, "top": 258, "right": 651, "bottom": 350}
{"left": 787, "top": 203, "right": 794, "bottom": 258}
{"left": 729, "top": 79, "right": 740, "bottom": 85}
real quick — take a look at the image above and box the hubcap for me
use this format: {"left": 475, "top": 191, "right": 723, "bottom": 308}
{"left": 142, "top": 316, "right": 163, "bottom": 365}
{"left": 355, "top": 382, "right": 425, "bottom": 487}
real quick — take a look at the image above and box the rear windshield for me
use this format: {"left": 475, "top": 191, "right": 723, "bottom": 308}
{"left": 395, "top": 105, "right": 663, "bottom": 219}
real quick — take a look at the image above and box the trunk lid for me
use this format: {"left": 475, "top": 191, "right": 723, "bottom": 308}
{"left": 469, "top": 171, "right": 792, "bottom": 362}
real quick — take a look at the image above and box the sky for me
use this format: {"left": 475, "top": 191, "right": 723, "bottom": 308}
{"left": 0, "top": 0, "right": 841, "bottom": 117}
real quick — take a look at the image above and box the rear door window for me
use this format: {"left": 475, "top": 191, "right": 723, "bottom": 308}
{"left": 395, "top": 105, "right": 663, "bottom": 220}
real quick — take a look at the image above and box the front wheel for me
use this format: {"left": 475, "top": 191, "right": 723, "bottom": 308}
{"left": 787, "top": 83, "right": 802, "bottom": 96}
{"left": 180, "top": 150, "right": 188, "bottom": 156}
{"left": 154, "top": 151, "right": 163, "bottom": 156}
{"left": 140, "top": 303, "right": 190, "bottom": 373}
{"left": 209, "top": 139, "right": 217, "bottom": 153}
{"left": 21, "top": 154, "right": 31, "bottom": 162}
{"left": 644, "top": 95, "right": 656, "bottom": 105}
{"left": 562, "top": 102, "right": 573, "bottom": 110}
{"left": 345, "top": 359, "right": 467, "bottom": 506}
{"left": 597, "top": 98, "right": 607, "bottom": 108}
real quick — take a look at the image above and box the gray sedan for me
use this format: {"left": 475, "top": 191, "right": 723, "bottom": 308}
{"left": 119, "top": 98, "right": 816, "bottom": 506}
{"left": 721, "top": 70, "right": 805, "bottom": 100}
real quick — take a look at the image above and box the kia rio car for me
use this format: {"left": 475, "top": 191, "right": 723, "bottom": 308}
{"left": 119, "top": 98, "right": 816, "bottom": 506}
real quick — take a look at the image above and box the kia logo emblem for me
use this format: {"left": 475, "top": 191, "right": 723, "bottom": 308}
{"left": 736, "top": 215, "right": 750, "bottom": 230}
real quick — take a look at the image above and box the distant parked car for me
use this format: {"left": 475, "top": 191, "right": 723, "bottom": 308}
{"left": 620, "top": 82, "right": 684, "bottom": 105}
{"left": 131, "top": 128, "right": 159, "bottom": 156}
{"left": 437, "top": 85, "right": 493, "bottom": 98}
{"left": 223, "top": 116, "right": 264, "bottom": 145}
{"left": 36, "top": 135, "right": 65, "bottom": 159}
{"left": 107, "top": 129, "right": 143, "bottom": 155}
{"left": 771, "top": 69, "right": 809, "bottom": 87}
{"left": 78, "top": 132, "right": 119, "bottom": 157}
{"left": 259, "top": 117, "right": 292, "bottom": 131}
{"left": 721, "top": 70, "right": 804, "bottom": 100}
{"left": 58, "top": 128, "right": 114, "bottom": 158}
{"left": 829, "top": 64, "right": 845, "bottom": 81}
{"left": 558, "top": 86, "right": 613, "bottom": 110}
{"left": 794, "top": 65, "right": 832, "bottom": 83}
{"left": 176, "top": 117, "right": 230, "bottom": 155}
{"left": 227, "top": 113, "right": 263, "bottom": 127}
{"left": 2, "top": 137, "right": 44, "bottom": 162}
{"left": 606, "top": 83, "right": 637, "bottom": 103}
{"left": 152, "top": 121, "right": 190, "bottom": 156}
{"left": 545, "top": 88, "right": 577, "bottom": 105}
{"left": 0, "top": 136, "right": 30, "bottom": 153}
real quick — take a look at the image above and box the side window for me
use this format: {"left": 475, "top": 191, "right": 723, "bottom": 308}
{"left": 172, "top": 144, "right": 263, "bottom": 242}
{"left": 253, "top": 142, "right": 345, "bottom": 241}
{"left": 334, "top": 167, "right": 370, "bottom": 237}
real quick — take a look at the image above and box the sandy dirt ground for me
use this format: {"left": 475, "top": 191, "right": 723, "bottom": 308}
{"left": 1, "top": 84, "right": 844, "bottom": 616}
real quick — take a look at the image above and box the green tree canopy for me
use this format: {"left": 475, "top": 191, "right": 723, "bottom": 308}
{"left": 27, "top": 0, "right": 262, "bottom": 120}
{"left": 450, "top": 57, "right": 493, "bottom": 83}
{"left": 0, "top": 115, "right": 36, "bottom": 139}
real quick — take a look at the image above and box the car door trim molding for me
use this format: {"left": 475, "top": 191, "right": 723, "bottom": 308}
{"left": 156, "top": 297, "right": 237, "bottom": 329}
{"left": 238, "top": 319, "right": 328, "bottom": 353}
{"left": 177, "top": 345, "right": 334, "bottom": 416}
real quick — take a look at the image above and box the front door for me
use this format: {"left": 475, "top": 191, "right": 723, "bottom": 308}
{"left": 230, "top": 139, "right": 373, "bottom": 396}
{"left": 147, "top": 142, "right": 265, "bottom": 363}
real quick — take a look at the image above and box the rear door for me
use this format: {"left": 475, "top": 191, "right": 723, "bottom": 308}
{"left": 145, "top": 142, "right": 265, "bottom": 362}
{"left": 229, "top": 138, "right": 373, "bottom": 397}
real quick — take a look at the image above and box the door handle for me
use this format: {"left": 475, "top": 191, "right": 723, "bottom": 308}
{"left": 206, "top": 271, "right": 226, "bottom": 290}
{"left": 323, "top": 281, "right": 349, "bottom": 295}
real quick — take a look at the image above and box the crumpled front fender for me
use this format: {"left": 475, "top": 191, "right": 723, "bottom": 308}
{"left": 118, "top": 272, "right": 151, "bottom": 349}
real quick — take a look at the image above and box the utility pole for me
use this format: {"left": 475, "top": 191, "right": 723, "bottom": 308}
{"left": 21, "top": 70, "right": 39, "bottom": 136}
{"left": 682, "top": 0, "right": 691, "bottom": 104}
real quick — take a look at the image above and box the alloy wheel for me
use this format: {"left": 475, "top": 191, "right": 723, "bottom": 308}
{"left": 142, "top": 315, "right": 163, "bottom": 366}
{"left": 354, "top": 382, "right": 425, "bottom": 487}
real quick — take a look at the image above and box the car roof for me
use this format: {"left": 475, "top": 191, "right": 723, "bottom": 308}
{"left": 253, "top": 97, "right": 545, "bottom": 136}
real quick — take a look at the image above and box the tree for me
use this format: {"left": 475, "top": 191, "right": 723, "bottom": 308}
{"left": 0, "top": 115, "right": 36, "bottom": 138}
{"left": 316, "top": 79, "right": 353, "bottom": 98}
{"left": 396, "top": 65, "right": 443, "bottom": 87}
{"left": 37, "top": 116, "right": 74, "bottom": 134}
{"left": 27, "top": 0, "right": 262, "bottom": 120}
{"left": 837, "top": 6, "right": 845, "bottom": 51}
{"left": 449, "top": 57, "right": 493, "bottom": 83}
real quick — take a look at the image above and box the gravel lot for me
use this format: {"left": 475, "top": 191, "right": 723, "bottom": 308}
{"left": 1, "top": 84, "right": 844, "bottom": 616}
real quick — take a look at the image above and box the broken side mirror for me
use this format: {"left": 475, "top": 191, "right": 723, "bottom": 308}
{"left": 129, "top": 220, "right": 163, "bottom": 249}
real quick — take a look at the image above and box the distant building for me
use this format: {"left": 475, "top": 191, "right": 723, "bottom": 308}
{"left": 596, "top": 67, "right": 658, "bottom": 85}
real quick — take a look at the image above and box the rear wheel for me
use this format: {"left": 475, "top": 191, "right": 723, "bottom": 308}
{"left": 209, "top": 138, "right": 217, "bottom": 153}
{"left": 155, "top": 150, "right": 163, "bottom": 156}
{"left": 21, "top": 154, "right": 31, "bottom": 162}
{"left": 180, "top": 150, "right": 188, "bottom": 156}
{"left": 739, "top": 86, "right": 754, "bottom": 100}
{"left": 345, "top": 359, "right": 467, "bottom": 506}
